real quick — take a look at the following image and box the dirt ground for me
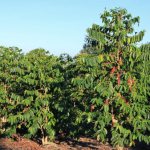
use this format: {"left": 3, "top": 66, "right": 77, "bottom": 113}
{"left": 0, "top": 136, "right": 149, "bottom": 150}
{"left": 0, "top": 137, "right": 123, "bottom": 150}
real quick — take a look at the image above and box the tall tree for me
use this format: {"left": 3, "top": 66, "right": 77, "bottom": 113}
{"left": 72, "top": 8, "right": 150, "bottom": 148}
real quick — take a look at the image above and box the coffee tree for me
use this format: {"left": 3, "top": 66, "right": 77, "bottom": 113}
{"left": 0, "top": 48, "right": 64, "bottom": 145}
{"left": 0, "top": 47, "right": 23, "bottom": 135}
{"left": 55, "top": 54, "right": 79, "bottom": 137}
{"left": 72, "top": 8, "right": 150, "bottom": 147}
{"left": 18, "top": 49, "right": 64, "bottom": 144}
{"left": 140, "top": 43, "right": 150, "bottom": 100}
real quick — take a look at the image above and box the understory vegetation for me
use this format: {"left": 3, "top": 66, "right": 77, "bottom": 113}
{"left": 0, "top": 8, "right": 150, "bottom": 148}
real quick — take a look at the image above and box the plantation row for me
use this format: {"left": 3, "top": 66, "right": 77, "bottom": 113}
{"left": 0, "top": 8, "right": 150, "bottom": 148}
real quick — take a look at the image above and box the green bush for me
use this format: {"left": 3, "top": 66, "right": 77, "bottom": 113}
{"left": 0, "top": 48, "right": 64, "bottom": 145}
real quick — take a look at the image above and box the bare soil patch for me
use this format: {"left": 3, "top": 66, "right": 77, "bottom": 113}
{"left": 0, "top": 136, "right": 148, "bottom": 150}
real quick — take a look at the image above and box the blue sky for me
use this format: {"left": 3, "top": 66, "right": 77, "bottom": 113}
{"left": 0, "top": 0, "right": 150, "bottom": 56}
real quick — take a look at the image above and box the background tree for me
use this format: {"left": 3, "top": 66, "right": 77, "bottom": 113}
{"left": 140, "top": 43, "right": 150, "bottom": 101}
{"left": 55, "top": 53, "right": 83, "bottom": 138}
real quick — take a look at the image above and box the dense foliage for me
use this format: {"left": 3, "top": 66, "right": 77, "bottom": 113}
{"left": 0, "top": 8, "right": 149, "bottom": 148}
{"left": 0, "top": 48, "right": 64, "bottom": 144}
{"left": 73, "top": 8, "right": 150, "bottom": 147}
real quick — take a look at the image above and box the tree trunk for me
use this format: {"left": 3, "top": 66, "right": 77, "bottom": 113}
{"left": 42, "top": 136, "right": 48, "bottom": 145}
